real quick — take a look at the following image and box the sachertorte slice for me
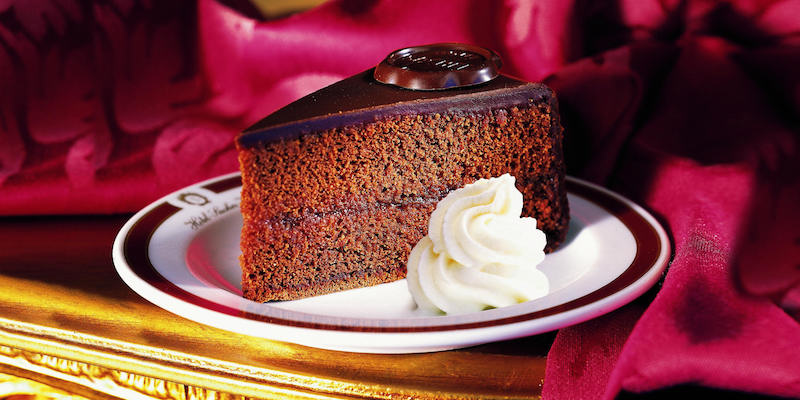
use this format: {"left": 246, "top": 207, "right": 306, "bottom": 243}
{"left": 237, "top": 43, "right": 569, "bottom": 302}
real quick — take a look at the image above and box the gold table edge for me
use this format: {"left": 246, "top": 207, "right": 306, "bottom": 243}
{"left": 0, "top": 317, "right": 539, "bottom": 400}
{"left": 0, "top": 317, "right": 377, "bottom": 400}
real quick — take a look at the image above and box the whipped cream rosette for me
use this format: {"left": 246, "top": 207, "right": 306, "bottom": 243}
{"left": 407, "top": 174, "right": 550, "bottom": 315}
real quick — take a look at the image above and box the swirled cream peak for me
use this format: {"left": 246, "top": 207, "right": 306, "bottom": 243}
{"left": 406, "top": 174, "right": 549, "bottom": 315}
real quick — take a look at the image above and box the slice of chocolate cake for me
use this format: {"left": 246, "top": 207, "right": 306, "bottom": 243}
{"left": 237, "top": 43, "right": 569, "bottom": 302}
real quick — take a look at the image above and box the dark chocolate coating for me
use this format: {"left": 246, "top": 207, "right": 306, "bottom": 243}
{"left": 374, "top": 43, "right": 502, "bottom": 90}
{"left": 238, "top": 69, "right": 552, "bottom": 148}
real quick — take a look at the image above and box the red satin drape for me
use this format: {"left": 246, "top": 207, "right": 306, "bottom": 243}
{"left": 1, "top": 1, "right": 797, "bottom": 397}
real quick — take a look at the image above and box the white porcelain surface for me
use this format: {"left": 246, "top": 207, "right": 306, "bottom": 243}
{"left": 113, "top": 173, "right": 670, "bottom": 353}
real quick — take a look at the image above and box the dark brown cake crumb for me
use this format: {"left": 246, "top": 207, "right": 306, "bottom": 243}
{"left": 238, "top": 102, "right": 568, "bottom": 302}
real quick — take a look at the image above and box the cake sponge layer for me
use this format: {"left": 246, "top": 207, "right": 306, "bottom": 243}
{"left": 238, "top": 102, "right": 568, "bottom": 302}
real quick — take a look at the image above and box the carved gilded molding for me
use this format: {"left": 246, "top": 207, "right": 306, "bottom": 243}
{"left": 0, "top": 346, "right": 253, "bottom": 400}
{"left": 0, "top": 318, "right": 355, "bottom": 399}
{"left": 0, "top": 371, "right": 90, "bottom": 400}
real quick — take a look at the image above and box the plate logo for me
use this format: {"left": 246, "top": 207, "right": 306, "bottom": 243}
{"left": 177, "top": 192, "right": 211, "bottom": 206}
{"left": 165, "top": 187, "right": 240, "bottom": 231}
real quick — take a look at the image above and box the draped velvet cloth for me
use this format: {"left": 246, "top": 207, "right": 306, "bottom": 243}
{"left": 1, "top": 0, "right": 798, "bottom": 398}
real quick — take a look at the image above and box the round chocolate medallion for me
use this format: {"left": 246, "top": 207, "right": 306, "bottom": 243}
{"left": 374, "top": 43, "right": 502, "bottom": 90}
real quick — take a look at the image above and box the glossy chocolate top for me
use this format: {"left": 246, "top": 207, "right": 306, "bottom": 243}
{"left": 374, "top": 43, "right": 502, "bottom": 90}
{"left": 239, "top": 46, "right": 553, "bottom": 148}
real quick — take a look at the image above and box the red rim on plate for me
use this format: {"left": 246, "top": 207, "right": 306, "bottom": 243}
{"left": 118, "top": 175, "right": 669, "bottom": 333}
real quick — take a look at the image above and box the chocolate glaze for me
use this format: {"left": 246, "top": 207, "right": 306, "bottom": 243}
{"left": 374, "top": 43, "right": 502, "bottom": 90}
{"left": 238, "top": 68, "right": 554, "bottom": 148}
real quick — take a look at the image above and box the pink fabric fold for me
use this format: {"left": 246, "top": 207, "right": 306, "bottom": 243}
{"left": 0, "top": 0, "right": 238, "bottom": 214}
{"left": 1, "top": 0, "right": 798, "bottom": 397}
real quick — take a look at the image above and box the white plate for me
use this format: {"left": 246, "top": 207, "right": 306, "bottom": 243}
{"left": 112, "top": 173, "right": 670, "bottom": 354}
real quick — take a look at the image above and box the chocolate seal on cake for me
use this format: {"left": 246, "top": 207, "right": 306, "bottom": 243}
{"left": 374, "top": 43, "right": 502, "bottom": 90}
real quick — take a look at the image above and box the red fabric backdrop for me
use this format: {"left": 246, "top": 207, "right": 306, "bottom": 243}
{"left": 1, "top": 0, "right": 798, "bottom": 398}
